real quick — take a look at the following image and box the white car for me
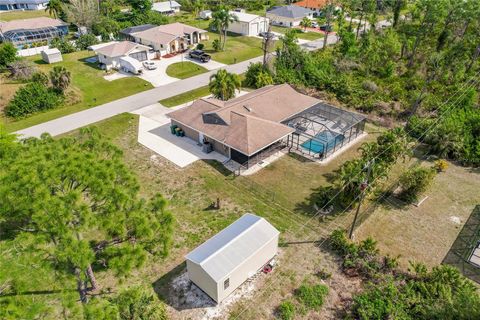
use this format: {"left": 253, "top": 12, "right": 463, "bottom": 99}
{"left": 142, "top": 61, "right": 157, "bottom": 70}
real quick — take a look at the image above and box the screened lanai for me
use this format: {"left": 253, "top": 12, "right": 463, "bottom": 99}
{"left": 1, "top": 27, "right": 65, "bottom": 48}
{"left": 283, "top": 103, "right": 366, "bottom": 160}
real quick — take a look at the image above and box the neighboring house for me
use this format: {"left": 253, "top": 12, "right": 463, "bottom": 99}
{"left": 0, "top": 17, "right": 68, "bottom": 49}
{"left": 294, "top": 0, "right": 328, "bottom": 17}
{"left": 125, "top": 22, "right": 207, "bottom": 56}
{"left": 0, "top": 0, "right": 48, "bottom": 11}
{"left": 93, "top": 41, "right": 151, "bottom": 70}
{"left": 227, "top": 11, "right": 269, "bottom": 36}
{"left": 119, "top": 24, "right": 156, "bottom": 41}
{"left": 186, "top": 213, "right": 279, "bottom": 303}
{"left": 266, "top": 5, "right": 313, "bottom": 27}
{"left": 151, "top": 0, "right": 181, "bottom": 15}
{"left": 199, "top": 9, "right": 212, "bottom": 20}
{"left": 169, "top": 84, "right": 366, "bottom": 167}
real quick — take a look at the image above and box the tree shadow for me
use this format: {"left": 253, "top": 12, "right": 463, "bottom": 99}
{"left": 152, "top": 262, "right": 216, "bottom": 311}
{"left": 0, "top": 288, "right": 76, "bottom": 297}
{"left": 203, "top": 159, "right": 235, "bottom": 179}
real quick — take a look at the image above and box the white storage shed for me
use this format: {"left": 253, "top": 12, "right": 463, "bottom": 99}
{"left": 227, "top": 11, "right": 269, "bottom": 36}
{"left": 41, "top": 48, "right": 62, "bottom": 64}
{"left": 185, "top": 213, "right": 279, "bottom": 303}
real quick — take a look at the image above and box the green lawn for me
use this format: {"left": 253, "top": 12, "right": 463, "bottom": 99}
{"left": 202, "top": 32, "right": 270, "bottom": 64}
{"left": 0, "top": 10, "right": 50, "bottom": 21}
{"left": 271, "top": 26, "right": 324, "bottom": 41}
{"left": 174, "top": 11, "right": 211, "bottom": 30}
{"left": 165, "top": 61, "right": 208, "bottom": 79}
{"left": 2, "top": 51, "right": 153, "bottom": 132}
{"left": 159, "top": 85, "right": 210, "bottom": 107}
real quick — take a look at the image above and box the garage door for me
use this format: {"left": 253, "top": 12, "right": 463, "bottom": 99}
{"left": 129, "top": 51, "right": 148, "bottom": 61}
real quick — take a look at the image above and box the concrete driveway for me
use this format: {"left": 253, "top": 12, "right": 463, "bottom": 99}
{"left": 104, "top": 54, "right": 227, "bottom": 87}
{"left": 134, "top": 103, "right": 227, "bottom": 168}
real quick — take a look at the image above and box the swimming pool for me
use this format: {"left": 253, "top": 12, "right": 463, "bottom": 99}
{"left": 301, "top": 131, "right": 344, "bottom": 154}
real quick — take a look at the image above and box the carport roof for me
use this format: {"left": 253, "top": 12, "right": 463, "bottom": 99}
{"left": 185, "top": 213, "right": 279, "bottom": 282}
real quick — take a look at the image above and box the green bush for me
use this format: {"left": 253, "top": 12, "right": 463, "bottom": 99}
{"left": 50, "top": 37, "right": 76, "bottom": 54}
{"left": 295, "top": 284, "right": 329, "bottom": 310}
{"left": 31, "top": 72, "right": 49, "bottom": 86}
{"left": 76, "top": 34, "right": 99, "bottom": 50}
{"left": 0, "top": 42, "right": 17, "bottom": 68}
{"left": 278, "top": 300, "right": 295, "bottom": 320}
{"left": 5, "top": 83, "right": 62, "bottom": 118}
{"left": 398, "top": 166, "right": 436, "bottom": 202}
{"left": 244, "top": 62, "right": 273, "bottom": 89}
{"left": 196, "top": 43, "right": 205, "bottom": 50}
{"left": 212, "top": 39, "right": 221, "bottom": 51}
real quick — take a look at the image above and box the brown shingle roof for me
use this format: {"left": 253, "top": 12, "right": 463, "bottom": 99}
{"left": 0, "top": 17, "right": 67, "bottom": 33}
{"left": 132, "top": 22, "right": 206, "bottom": 45}
{"left": 95, "top": 41, "right": 150, "bottom": 57}
{"left": 168, "top": 84, "right": 319, "bottom": 155}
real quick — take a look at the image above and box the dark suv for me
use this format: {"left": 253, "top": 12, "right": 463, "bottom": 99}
{"left": 189, "top": 50, "right": 211, "bottom": 62}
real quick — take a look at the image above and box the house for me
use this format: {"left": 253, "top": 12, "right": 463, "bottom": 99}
{"left": 93, "top": 41, "right": 151, "bottom": 70}
{"left": 266, "top": 5, "right": 313, "bottom": 27}
{"left": 126, "top": 22, "right": 207, "bottom": 56}
{"left": 0, "top": 0, "right": 49, "bottom": 11}
{"left": 168, "top": 84, "right": 366, "bottom": 167}
{"left": 41, "top": 48, "right": 62, "bottom": 63}
{"left": 0, "top": 17, "right": 68, "bottom": 49}
{"left": 227, "top": 11, "right": 269, "bottom": 36}
{"left": 168, "top": 84, "right": 318, "bottom": 166}
{"left": 151, "top": 1, "right": 181, "bottom": 15}
{"left": 294, "top": 0, "right": 329, "bottom": 17}
{"left": 185, "top": 213, "right": 279, "bottom": 303}
{"left": 199, "top": 9, "right": 212, "bottom": 20}
{"left": 119, "top": 24, "right": 157, "bottom": 41}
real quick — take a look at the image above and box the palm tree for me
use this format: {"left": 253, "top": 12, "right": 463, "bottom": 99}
{"left": 209, "top": 69, "right": 241, "bottom": 101}
{"left": 45, "top": 0, "right": 63, "bottom": 19}
{"left": 300, "top": 17, "right": 312, "bottom": 32}
{"left": 50, "top": 66, "right": 71, "bottom": 93}
{"left": 210, "top": 7, "right": 238, "bottom": 50}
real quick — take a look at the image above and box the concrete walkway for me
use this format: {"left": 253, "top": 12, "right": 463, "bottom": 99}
{"left": 15, "top": 56, "right": 263, "bottom": 138}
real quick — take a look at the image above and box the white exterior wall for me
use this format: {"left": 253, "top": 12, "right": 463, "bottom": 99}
{"left": 266, "top": 13, "right": 308, "bottom": 27}
{"left": 218, "top": 234, "right": 279, "bottom": 302}
{"left": 228, "top": 17, "right": 269, "bottom": 36}
{"left": 186, "top": 260, "right": 218, "bottom": 302}
{"left": 98, "top": 55, "right": 119, "bottom": 70}
{"left": 227, "top": 20, "right": 249, "bottom": 35}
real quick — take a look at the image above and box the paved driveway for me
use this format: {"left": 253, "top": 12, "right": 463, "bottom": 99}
{"left": 104, "top": 54, "right": 227, "bottom": 87}
{"left": 134, "top": 104, "right": 227, "bottom": 168}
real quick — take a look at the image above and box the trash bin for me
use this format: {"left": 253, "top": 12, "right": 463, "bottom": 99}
{"left": 170, "top": 125, "right": 178, "bottom": 134}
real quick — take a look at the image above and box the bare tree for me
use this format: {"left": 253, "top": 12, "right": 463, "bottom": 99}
{"left": 63, "top": 0, "right": 99, "bottom": 29}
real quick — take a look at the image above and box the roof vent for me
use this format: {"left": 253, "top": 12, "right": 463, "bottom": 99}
{"left": 243, "top": 105, "right": 252, "bottom": 112}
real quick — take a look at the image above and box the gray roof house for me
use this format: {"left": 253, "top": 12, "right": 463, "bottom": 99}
{"left": 185, "top": 213, "right": 279, "bottom": 303}
{"left": 0, "top": 0, "right": 48, "bottom": 11}
{"left": 152, "top": 1, "right": 181, "bottom": 15}
{"left": 266, "top": 5, "right": 313, "bottom": 27}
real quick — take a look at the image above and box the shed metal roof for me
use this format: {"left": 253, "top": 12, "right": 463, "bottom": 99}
{"left": 185, "top": 213, "right": 279, "bottom": 281}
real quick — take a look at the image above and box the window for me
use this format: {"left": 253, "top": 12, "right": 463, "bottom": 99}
{"left": 223, "top": 278, "right": 230, "bottom": 290}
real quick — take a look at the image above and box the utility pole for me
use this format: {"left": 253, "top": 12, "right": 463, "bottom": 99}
{"left": 349, "top": 159, "right": 374, "bottom": 239}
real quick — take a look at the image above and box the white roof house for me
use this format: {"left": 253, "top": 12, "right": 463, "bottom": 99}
{"left": 227, "top": 11, "right": 269, "bottom": 36}
{"left": 152, "top": 1, "right": 181, "bottom": 15}
{"left": 94, "top": 40, "right": 151, "bottom": 70}
{"left": 185, "top": 213, "right": 279, "bottom": 303}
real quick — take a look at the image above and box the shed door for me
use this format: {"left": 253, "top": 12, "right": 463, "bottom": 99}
{"left": 129, "top": 51, "right": 148, "bottom": 61}
{"left": 251, "top": 23, "right": 258, "bottom": 35}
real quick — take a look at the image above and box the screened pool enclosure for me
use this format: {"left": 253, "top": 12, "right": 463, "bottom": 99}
{"left": 1, "top": 26, "right": 68, "bottom": 49}
{"left": 283, "top": 103, "right": 366, "bottom": 160}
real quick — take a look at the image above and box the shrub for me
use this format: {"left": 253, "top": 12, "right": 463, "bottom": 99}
{"left": 50, "top": 37, "right": 76, "bottom": 54}
{"left": 50, "top": 66, "right": 71, "bottom": 93}
{"left": 31, "top": 72, "right": 49, "bottom": 86}
{"left": 244, "top": 62, "right": 273, "bottom": 89}
{"left": 434, "top": 159, "right": 448, "bottom": 172}
{"left": 278, "top": 300, "right": 295, "bottom": 320}
{"left": 7, "top": 60, "right": 37, "bottom": 81}
{"left": 5, "top": 83, "right": 62, "bottom": 118}
{"left": 295, "top": 284, "right": 329, "bottom": 310}
{"left": 212, "top": 39, "right": 221, "bottom": 51}
{"left": 196, "top": 43, "right": 204, "bottom": 50}
{"left": 398, "top": 166, "right": 436, "bottom": 202}
{"left": 75, "top": 34, "right": 99, "bottom": 50}
{"left": 0, "top": 42, "right": 17, "bottom": 68}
